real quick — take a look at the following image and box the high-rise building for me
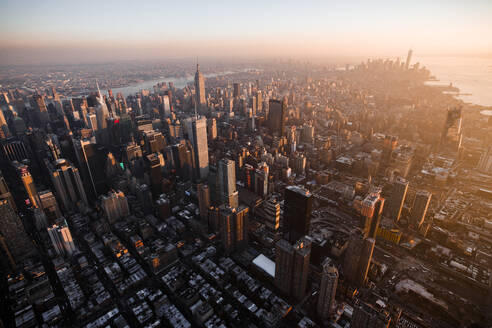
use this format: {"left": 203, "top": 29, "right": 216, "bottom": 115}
{"left": 384, "top": 177, "right": 408, "bottom": 222}
{"left": 351, "top": 300, "right": 391, "bottom": 328}
{"left": 197, "top": 183, "right": 210, "bottom": 222}
{"left": 0, "top": 109, "right": 11, "bottom": 140}
{"left": 207, "top": 118, "right": 217, "bottom": 140}
{"left": 143, "top": 130, "right": 166, "bottom": 154}
{"left": 292, "top": 236, "right": 312, "bottom": 300}
{"left": 195, "top": 64, "right": 206, "bottom": 112}
{"left": 74, "top": 138, "right": 108, "bottom": 199}
{"left": 275, "top": 239, "right": 295, "bottom": 295}
{"left": 233, "top": 83, "right": 240, "bottom": 98}
{"left": 284, "top": 185, "right": 313, "bottom": 244}
{"left": 268, "top": 99, "right": 286, "bottom": 136}
{"left": 47, "top": 219, "right": 76, "bottom": 257}
{"left": 219, "top": 205, "right": 249, "bottom": 254}
{"left": 254, "top": 162, "right": 269, "bottom": 197}
{"left": 291, "top": 152, "right": 307, "bottom": 175}
{"left": 343, "top": 233, "right": 375, "bottom": 287}
{"left": 410, "top": 190, "right": 431, "bottom": 229}
{"left": 477, "top": 147, "right": 492, "bottom": 174}
{"left": 49, "top": 159, "right": 88, "bottom": 211}
{"left": 30, "top": 95, "right": 49, "bottom": 127}
{"left": 317, "top": 257, "right": 338, "bottom": 320}
{"left": 0, "top": 199, "right": 35, "bottom": 266}
{"left": 183, "top": 116, "right": 209, "bottom": 180}
{"left": 405, "top": 49, "right": 413, "bottom": 69}
{"left": 95, "top": 82, "right": 110, "bottom": 131}
{"left": 172, "top": 140, "right": 194, "bottom": 181}
{"left": 100, "top": 190, "right": 129, "bottom": 224}
{"left": 440, "top": 107, "right": 463, "bottom": 154}
{"left": 361, "top": 192, "right": 385, "bottom": 239}
{"left": 218, "top": 158, "right": 238, "bottom": 208}
{"left": 163, "top": 94, "right": 171, "bottom": 116}
{"left": 274, "top": 236, "right": 312, "bottom": 300}
{"left": 146, "top": 153, "right": 163, "bottom": 196}
{"left": 256, "top": 91, "right": 263, "bottom": 112}
{"left": 0, "top": 170, "right": 16, "bottom": 211}
{"left": 39, "top": 190, "right": 62, "bottom": 223}
{"left": 15, "top": 163, "right": 40, "bottom": 208}
{"left": 256, "top": 196, "right": 280, "bottom": 233}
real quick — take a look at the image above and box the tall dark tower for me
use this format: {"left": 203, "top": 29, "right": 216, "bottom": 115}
{"left": 233, "top": 83, "right": 240, "bottom": 98}
{"left": 440, "top": 107, "right": 463, "bottom": 155}
{"left": 274, "top": 236, "right": 311, "bottom": 300}
{"left": 0, "top": 198, "right": 35, "bottom": 270}
{"left": 284, "top": 185, "right": 313, "bottom": 244}
{"left": 317, "top": 257, "right": 338, "bottom": 320}
{"left": 384, "top": 177, "right": 408, "bottom": 222}
{"left": 405, "top": 49, "right": 413, "bottom": 69}
{"left": 343, "top": 232, "right": 375, "bottom": 287}
{"left": 410, "top": 190, "right": 431, "bottom": 229}
{"left": 268, "top": 99, "right": 286, "bottom": 136}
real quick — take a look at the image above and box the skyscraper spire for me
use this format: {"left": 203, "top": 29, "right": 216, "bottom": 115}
{"left": 194, "top": 59, "right": 206, "bottom": 116}
{"left": 96, "top": 79, "right": 102, "bottom": 98}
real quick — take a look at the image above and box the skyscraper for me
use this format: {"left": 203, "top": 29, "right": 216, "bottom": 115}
{"left": 197, "top": 183, "right": 210, "bottom": 221}
{"left": 194, "top": 64, "right": 206, "bottom": 113}
{"left": 233, "top": 83, "right": 240, "bottom": 98}
{"left": 0, "top": 199, "right": 35, "bottom": 266}
{"left": 207, "top": 118, "right": 217, "bottom": 140}
{"left": 0, "top": 169, "right": 16, "bottom": 211}
{"left": 274, "top": 236, "right": 312, "bottom": 300}
{"left": 183, "top": 116, "right": 209, "bottom": 180}
{"left": 405, "top": 49, "right": 413, "bottom": 69}
{"left": 100, "top": 190, "right": 130, "bottom": 224}
{"left": 219, "top": 205, "right": 249, "bottom": 254}
{"left": 361, "top": 192, "right": 385, "bottom": 239}
{"left": 15, "top": 163, "right": 40, "bottom": 208}
{"left": 275, "top": 239, "right": 295, "bottom": 295}
{"left": 410, "top": 190, "right": 431, "bottom": 229}
{"left": 172, "top": 140, "right": 195, "bottom": 181}
{"left": 49, "top": 159, "right": 88, "bottom": 211}
{"left": 254, "top": 162, "right": 269, "bottom": 197}
{"left": 284, "top": 185, "right": 313, "bottom": 244}
{"left": 351, "top": 300, "right": 391, "bottom": 328}
{"left": 292, "top": 236, "right": 312, "bottom": 300}
{"left": 218, "top": 158, "right": 239, "bottom": 208}
{"left": 384, "top": 177, "right": 408, "bottom": 222}
{"left": 268, "top": 99, "right": 286, "bottom": 136}
{"left": 73, "top": 138, "right": 108, "bottom": 199}
{"left": 256, "top": 196, "right": 280, "bottom": 233}
{"left": 0, "top": 109, "right": 11, "bottom": 140}
{"left": 95, "top": 82, "right": 110, "bottom": 131}
{"left": 317, "top": 257, "right": 338, "bottom": 320}
{"left": 39, "top": 190, "right": 62, "bottom": 223}
{"left": 440, "top": 107, "right": 463, "bottom": 154}
{"left": 47, "top": 219, "right": 76, "bottom": 257}
{"left": 343, "top": 233, "right": 375, "bottom": 287}
{"left": 30, "top": 94, "right": 49, "bottom": 127}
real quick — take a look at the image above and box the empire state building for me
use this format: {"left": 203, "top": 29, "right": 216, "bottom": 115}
{"left": 194, "top": 64, "right": 206, "bottom": 113}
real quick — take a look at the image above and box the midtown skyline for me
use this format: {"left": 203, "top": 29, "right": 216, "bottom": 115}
{"left": 1, "top": 0, "right": 492, "bottom": 65}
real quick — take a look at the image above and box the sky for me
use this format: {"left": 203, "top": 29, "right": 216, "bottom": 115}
{"left": 1, "top": 0, "right": 491, "bottom": 65}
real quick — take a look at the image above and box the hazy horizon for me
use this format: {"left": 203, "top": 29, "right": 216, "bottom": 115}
{"left": 1, "top": 0, "right": 491, "bottom": 65}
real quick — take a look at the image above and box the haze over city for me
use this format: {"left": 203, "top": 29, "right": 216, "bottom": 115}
{"left": 1, "top": 0, "right": 492, "bottom": 64}
{"left": 0, "top": 1, "right": 492, "bottom": 328}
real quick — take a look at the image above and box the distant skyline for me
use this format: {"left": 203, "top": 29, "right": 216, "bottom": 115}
{"left": 1, "top": 0, "right": 491, "bottom": 65}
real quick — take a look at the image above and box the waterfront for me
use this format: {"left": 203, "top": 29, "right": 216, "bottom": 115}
{"left": 415, "top": 56, "right": 492, "bottom": 107}
{"left": 111, "top": 71, "right": 235, "bottom": 97}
